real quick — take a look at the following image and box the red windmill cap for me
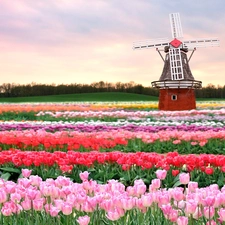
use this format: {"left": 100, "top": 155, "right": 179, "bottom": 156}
{"left": 170, "top": 38, "right": 182, "bottom": 48}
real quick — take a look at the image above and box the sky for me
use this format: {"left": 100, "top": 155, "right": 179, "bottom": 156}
{"left": 0, "top": 0, "right": 224, "bottom": 87}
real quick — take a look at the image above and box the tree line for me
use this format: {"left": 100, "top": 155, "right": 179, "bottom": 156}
{"left": 0, "top": 82, "right": 224, "bottom": 98}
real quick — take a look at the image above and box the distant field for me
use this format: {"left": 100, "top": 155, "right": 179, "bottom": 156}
{"left": 0, "top": 92, "right": 223, "bottom": 103}
{"left": 0, "top": 92, "right": 158, "bottom": 102}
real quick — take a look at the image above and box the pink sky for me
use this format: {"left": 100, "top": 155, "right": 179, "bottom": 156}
{"left": 0, "top": 0, "right": 224, "bottom": 87}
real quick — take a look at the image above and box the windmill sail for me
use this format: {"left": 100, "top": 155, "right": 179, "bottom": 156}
{"left": 169, "top": 13, "right": 183, "bottom": 39}
{"left": 183, "top": 38, "right": 219, "bottom": 48}
{"left": 169, "top": 48, "right": 184, "bottom": 80}
{"left": 133, "top": 38, "right": 169, "bottom": 50}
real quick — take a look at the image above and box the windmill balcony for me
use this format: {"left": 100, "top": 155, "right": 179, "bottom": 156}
{"left": 151, "top": 80, "right": 202, "bottom": 89}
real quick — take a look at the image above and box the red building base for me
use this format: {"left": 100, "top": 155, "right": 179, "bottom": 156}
{"left": 158, "top": 88, "right": 196, "bottom": 111}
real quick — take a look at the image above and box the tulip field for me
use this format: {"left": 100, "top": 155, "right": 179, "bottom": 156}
{"left": 1, "top": 101, "right": 225, "bottom": 225}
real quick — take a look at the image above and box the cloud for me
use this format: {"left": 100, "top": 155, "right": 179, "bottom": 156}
{"left": 0, "top": 0, "right": 224, "bottom": 86}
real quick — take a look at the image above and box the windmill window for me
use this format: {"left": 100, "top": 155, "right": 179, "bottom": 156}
{"left": 184, "top": 58, "right": 187, "bottom": 64}
{"left": 171, "top": 95, "right": 177, "bottom": 101}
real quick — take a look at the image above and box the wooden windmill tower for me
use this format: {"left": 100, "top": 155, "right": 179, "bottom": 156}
{"left": 133, "top": 13, "right": 219, "bottom": 111}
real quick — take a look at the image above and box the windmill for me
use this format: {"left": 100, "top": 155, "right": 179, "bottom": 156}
{"left": 133, "top": 13, "right": 219, "bottom": 110}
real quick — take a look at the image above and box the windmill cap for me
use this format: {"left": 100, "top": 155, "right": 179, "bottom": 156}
{"left": 170, "top": 38, "right": 182, "bottom": 48}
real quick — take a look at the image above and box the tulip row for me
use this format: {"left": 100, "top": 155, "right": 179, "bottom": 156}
{"left": 1, "top": 129, "right": 225, "bottom": 153}
{"left": 0, "top": 130, "right": 128, "bottom": 151}
{"left": 0, "top": 121, "right": 225, "bottom": 132}
{"left": 0, "top": 102, "right": 223, "bottom": 114}
{"left": 2, "top": 108, "right": 225, "bottom": 124}
{"left": 1, "top": 169, "right": 225, "bottom": 225}
{"left": 0, "top": 150, "right": 225, "bottom": 188}
{"left": 36, "top": 108, "right": 225, "bottom": 119}
{"left": 0, "top": 102, "right": 117, "bottom": 113}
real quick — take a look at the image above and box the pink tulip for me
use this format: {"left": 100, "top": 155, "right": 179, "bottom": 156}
{"left": 0, "top": 190, "right": 7, "bottom": 203}
{"left": 33, "top": 199, "right": 44, "bottom": 211}
{"left": 106, "top": 208, "right": 124, "bottom": 221}
{"left": 5, "top": 182, "right": 16, "bottom": 194}
{"left": 21, "top": 199, "right": 31, "bottom": 210}
{"left": 187, "top": 182, "right": 198, "bottom": 192}
{"left": 88, "top": 196, "right": 98, "bottom": 209}
{"left": 218, "top": 208, "right": 225, "bottom": 221}
{"left": 10, "top": 192, "right": 22, "bottom": 203}
{"left": 209, "top": 184, "right": 219, "bottom": 191}
{"left": 206, "top": 220, "right": 216, "bottom": 225}
{"left": 41, "top": 185, "right": 52, "bottom": 197}
{"left": 49, "top": 186, "right": 60, "bottom": 199}
{"left": 177, "top": 216, "right": 188, "bottom": 225}
{"left": 192, "top": 207, "right": 203, "bottom": 219}
{"left": 81, "top": 202, "right": 94, "bottom": 213}
{"left": 172, "top": 188, "right": 184, "bottom": 201}
{"left": 126, "top": 186, "right": 135, "bottom": 196}
{"left": 76, "top": 193, "right": 87, "bottom": 204}
{"left": 158, "top": 192, "right": 170, "bottom": 206}
{"left": 185, "top": 200, "right": 197, "bottom": 214}
{"left": 21, "top": 169, "right": 32, "bottom": 178}
{"left": 74, "top": 202, "right": 81, "bottom": 211}
{"left": 135, "top": 198, "right": 145, "bottom": 210}
{"left": 54, "top": 199, "right": 64, "bottom": 210}
{"left": 27, "top": 188, "right": 38, "bottom": 200}
{"left": 29, "top": 175, "right": 42, "bottom": 186}
{"left": 1, "top": 201, "right": 17, "bottom": 214}
{"left": 62, "top": 202, "right": 72, "bottom": 215}
{"left": 199, "top": 141, "right": 207, "bottom": 147}
{"left": 49, "top": 205, "right": 60, "bottom": 217}
{"left": 150, "top": 179, "right": 161, "bottom": 190}
{"left": 44, "top": 203, "right": 51, "bottom": 214}
{"left": 191, "top": 141, "right": 198, "bottom": 146}
{"left": 173, "top": 139, "right": 181, "bottom": 144}
{"left": 178, "top": 200, "right": 186, "bottom": 209}
{"left": 18, "top": 178, "right": 31, "bottom": 188}
{"left": 1, "top": 206, "right": 13, "bottom": 216}
{"left": 203, "top": 196, "right": 215, "bottom": 207}
{"left": 55, "top": 176, "right": 71, "bottom": 187}
{"left": 168, "top": 209, "right": 178, "bottom": 222}
{"left": 79, "top": 171, "right": 89, "bottom": 182}
{"left": 156, "top": 169, "right": 167, "bottom": 180}
{"left": 134, "top": 184, "right": 146, "bottom": 196}
{"left": 0, "top": 178, "right": 4, "bottom": 188}
{"left": 77, "top": 215, "right": 90, "bottom": 225}
{"left": 161, "top": 204, "right": 172, "bottom": 214}
{"left": 179, "top": 173, "right": 190, "bottom": 185}
{"left": 203, "top": 206, "right": 215, "bottom": 219}
{"left": 141, "top": 193, "right": 153, "bottom": 207}
{"left": 59, "top": 186, "right": 71, "bottom": 196}
{"left": 121, "top": 197, "right": 135, "bottom": 210}
{"left": 100, "top": 199, "right": 113, "bottom": 211}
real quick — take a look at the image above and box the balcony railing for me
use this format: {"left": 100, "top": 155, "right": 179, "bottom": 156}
{"left": 151, "top": 80, "right": 202, "bottom": 89}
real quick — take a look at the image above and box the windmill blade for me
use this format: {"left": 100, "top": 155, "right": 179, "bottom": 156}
{"left": 133, "top": 38, "right": 169, "bottom": 50}
{"left": 183, "top": 38, "right": 219, "bottom": 48}
{"left": 169, "top": 48, "right": 184, "bottom": 80}
{"left": 169, "top": 13, "right": 183, "bottom": 39}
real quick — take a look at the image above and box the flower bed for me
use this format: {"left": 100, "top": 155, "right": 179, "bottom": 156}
{"left": 0, "top": 101, "right": 225, "bottom": 224}
{"left": 1, "top": 169, "right": 225, "bottom": 225}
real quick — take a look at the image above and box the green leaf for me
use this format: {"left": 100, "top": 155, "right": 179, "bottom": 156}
{"left": 173, "top": 180, "right": 182, "bottom": 188}
{"left": 18, "top": 173, "right": 23, "bottom": 179}
{"left": 1, "top": 172, "right": 11, "bottom": 181}
{"left": 218, "top": 178, "right": 224, "bottom": 187}
{"left": 0, "top": 167, "right": 21, "bottom": 173}
{"left": 87, "top": 168, "right": 96, "bottom": 172}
